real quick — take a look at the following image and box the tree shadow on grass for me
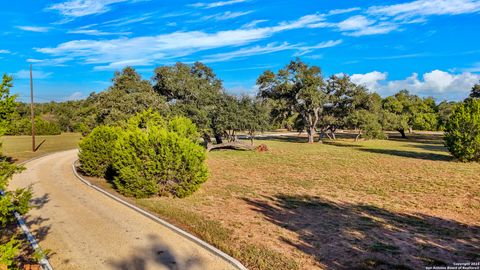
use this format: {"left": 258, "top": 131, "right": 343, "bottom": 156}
{"left": 322, "top": 141, "right": 363, "bottom": 148}
{"left": 387, "top": 133, "right": 444, "bottom": 144}
{"left": 107, "top": 234, "right": 204, "bottom": 270}
{"left": 406, "top": 143, "right": 448, "bottom": 153}
{"left": 34, "top": 139, "right": 46, "bottom": 152}
{"left": 357, "top": 148, "right": 453, "bottom": 161}
{"left": 244, "top": 194, "right": 480, "bottom": 270}
{"left": 320, "top": 138, "right": 452, "bottom": 161}
{"left": 256, "top": 135, "right": 308, "bottom": 144}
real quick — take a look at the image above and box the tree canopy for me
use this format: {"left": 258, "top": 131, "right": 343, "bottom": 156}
{"left": 257, "top": 59, "right": 326, "bottom": 143}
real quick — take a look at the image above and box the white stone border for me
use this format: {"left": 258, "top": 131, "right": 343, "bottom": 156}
{"left": 72, "top": 159, "right": 248, "bottom": 270}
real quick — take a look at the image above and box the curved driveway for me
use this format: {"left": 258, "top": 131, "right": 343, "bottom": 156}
{"left": 10, "top": 149, "right": 236, "bottom": 270}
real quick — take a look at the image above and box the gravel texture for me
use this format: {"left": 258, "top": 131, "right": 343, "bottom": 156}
{"left": 10, "top": 149, "right": 235, "bottom": 270}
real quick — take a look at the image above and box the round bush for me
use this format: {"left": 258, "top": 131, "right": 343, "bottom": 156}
{"left": 7, "top": 117, "right": 61, "bottom": 135}
{"left": 364, "top": 121, "right": 387, "bottom": 140}
{"left": 79, "top": 126, "right": 120, "bottom": 177}
{"left": 444, "top": 99, "right": 480, "bottom": 162}
{"left": 112, "top": 125, "right": 207, "bottom": 198}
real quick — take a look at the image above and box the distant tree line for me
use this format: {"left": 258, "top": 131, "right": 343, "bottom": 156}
{"left": 9, "top": 59, "right": 479, "bottom": 146}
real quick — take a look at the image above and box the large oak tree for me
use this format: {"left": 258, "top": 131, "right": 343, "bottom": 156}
{"left": 257, "top": 59, "right": 326, "bottom": 143}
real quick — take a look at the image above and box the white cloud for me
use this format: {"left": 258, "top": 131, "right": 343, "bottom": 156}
{"left": 201, "top": 42, "right": 293, "bottom": 63}
{"left": 351, "top": 70, "right": 480, "bottom": 100}
{"left": 202, "top": 39, "right": 341, "bottom": 63}
{"left": 47, "top": 0, "right": 146, "bottom": 18}
{"left": 25, "top": 57, "right": 72, "bottom": 67}
{"left": 368, "top": 0, "right": 480, "bottom": 19}
{"left": 16, "top": 26, "right": 50, "bottom": 32}
{"left": 14, "top": 70, "right": 53, "bottom": 79}
{"left": 293, "top": 40, "right": 343, "bottom": 56}
{"left": 190, "top": 0, "right": 248, "bottom": 9}
{"left": 0, "top": 50, "right": 10, "bottom": 54}
{"left": 93, "top": 59, "right": 154, "bottom": 71}
{"left": 307, "top": 0, "right": 480, "bottom": 37}
{"left": 203, "top": 11, "right": 253, "bottom": 21}
{"left": 101, "top": 13, "right": 154, "bottom": 27}
{"left": 306, "top": 14, "right": 398, "bottom": 36}
{"left": 66, "top": 91, "right": 84, "bottom": 100}
{"left": 36, "top": 13, "right": 326, "bottom": 70}
{"left": 241, "top": 19, "right": 268, "bottom": 28}
{"left": 336, "top": 15, "right": 398, "bottom": 36}
{"left": 26, "top": 59, "right": 43, "bottom": 63}
{"left": 338, "top": 15, "right": 374, "bottom": 31}
{"left": 351, "top": 71, "right": 388, "bottom": 91}
{"left": 67, "top": 29, "right": 131, "bottom": 36}
{"left": 327, "top": 7, "right": 361, "bottom": 16}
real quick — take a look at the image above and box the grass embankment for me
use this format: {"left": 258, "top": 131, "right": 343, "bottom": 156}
{"left": 131, "top": 132, "right": 480, "bottom": 270}
{"left": 1, "top": 133, "right": 81, "bottom": 163}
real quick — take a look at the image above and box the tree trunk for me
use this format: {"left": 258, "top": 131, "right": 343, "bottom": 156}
{"left": 317, "top": 131, "right": 323, "bottom": 143}
{"left": 331, "top": 126, "right": 337, "bottom": 140}
{"left": 355, "top": 130, "right": 362, "bottom": 142}
{"left": 214, "top": 134, "right": 223, "bottom": 144}
{"left": 203, "top": 134, "right": 212, "bottom": 148}
{"left": 408, "top": 127, "right": 413, "bottom": 134}
{"left": 398, "top": 129, "right": 407, "bottom": 138}
{"left": 307, "top": 126, "right": 315, "bottom": 143}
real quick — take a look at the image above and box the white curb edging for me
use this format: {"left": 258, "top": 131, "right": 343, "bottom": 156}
{"left": 0, "top": 190, "right": 54, "bottom": 270}
{"left": 14, "top": 210, "right": 54, "bottom": 270}
{"left": 72, "top": 160, "right": 248, "bottom": 270}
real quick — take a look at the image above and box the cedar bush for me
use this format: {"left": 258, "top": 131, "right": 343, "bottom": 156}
{"left": 167, "top": 116, "right": 199, "bottom": 141}
{"left": 364, "top": 121, "right": 387, "bottom": 140}
{"left": 8, "top": 117, "right": 61, "bottom": 135}
{"left": 0, "top": 74, "right": 32, "bottom": 268}
{"left": 79, "top": 126, "right": 121, "bottom": 177}
{"left": 126, "top": 109, "right": 166, "bottom": 130}
{"left": 112, "top": 117, "right": 207, "bottom": 198}
{"left": 0, "top": 238, "right": 19, "bottom": 267}
{"left": 444, "top": 99, "right": 480, "bottom": 162}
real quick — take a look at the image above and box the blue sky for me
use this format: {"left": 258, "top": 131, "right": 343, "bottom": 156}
{"left": 1, "top": 0, "right": 480, "bottom": 102}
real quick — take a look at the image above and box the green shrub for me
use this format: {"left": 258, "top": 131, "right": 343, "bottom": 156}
{"left": 167, "top": 116, "right": 199, "bottom": 142}
{"left": 0, "top": 189, "right": 31, "bottom": 228}
{"left": 35, "top": 118, "right": 61, "bottom": 135}
{"left": 349, "top": 110, "right": 386, "bottom": 140}
{"left": 364, "top": 121, "right": 387, "bottom": 140}
{"left": 0, "top": 238, "right": 20, "bottom": 267}
{"left": 8, "top": 117, "right": 61, "bottom": 135}
{"left": 127, "top": 109, "right": 166, "bottom": 130}
{"left": 79, "top": 126, "right": 121, "bottom": 177}
{"left": 0, "top": 155, "right": 28, "bottom": 227}
{"left": 113, "top": 123, "right": 207, "bottom": 198}
{"left": 444, "top": 99, "right": 480, "bottom": 162}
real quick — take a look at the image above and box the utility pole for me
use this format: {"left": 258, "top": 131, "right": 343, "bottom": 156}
{"left": 30, "top": 64, "right": 36, "bottom": 152}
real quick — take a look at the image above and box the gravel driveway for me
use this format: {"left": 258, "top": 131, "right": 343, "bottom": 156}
{"left": 10, "top": 149, "right": 236, "bottom": 270}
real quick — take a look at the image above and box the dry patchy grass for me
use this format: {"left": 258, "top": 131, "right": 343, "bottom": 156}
{"left": 135, "top": 132, "right": 480, "bottom": 269}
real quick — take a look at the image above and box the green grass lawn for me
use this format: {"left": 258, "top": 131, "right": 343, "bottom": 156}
{"left": 1, "top": 133, "right": 81, "bottom": 163}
